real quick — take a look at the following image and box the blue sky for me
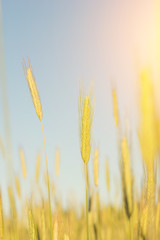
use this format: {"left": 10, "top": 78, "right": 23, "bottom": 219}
{"left": 0, "top": 0, "right": 158, "bottom": 213}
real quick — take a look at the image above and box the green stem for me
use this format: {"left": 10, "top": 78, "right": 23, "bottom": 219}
{"left": 41, "top": 121, "right": 53, "bottom": 240}
{"left": 85, "top": 164, "right": 89, "bottom": 240}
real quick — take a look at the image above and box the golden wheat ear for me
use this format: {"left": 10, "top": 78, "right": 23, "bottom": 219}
{"left": 81, "top": 96, "right": 91, "bottom": 164}
{"left": 0, "top": 136, "right": 5, "bottom": 159}
{"left": 23, "top": 57, "right": 43, "bottom": 121}
{"left": 112, "top": 88, "right": 119, "bottom": 127}
{"left": 19, "top": 148, "right": 27, "bottom": 179}
{"left": 15, "top": 176, "right": 21, "bottom": 199}
{"left": 105, "top": 160, "right": 110, "bottom": 192}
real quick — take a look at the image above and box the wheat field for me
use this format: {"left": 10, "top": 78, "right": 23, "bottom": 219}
{"left": 1, "top": 1, "right": 160, "bottom": 240}
{"left": 0, "top": 64, "right": 160, "bottom": 240}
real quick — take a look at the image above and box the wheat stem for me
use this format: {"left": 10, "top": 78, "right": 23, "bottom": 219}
{"left": 85, "top": 163, "right": 89, "bottom": 240}
{"left": 41, "top": 121, "right": 53, "bottom": 240}
{"left": 96, "top": 191, "right": 101, "bottom": 240}
{"left": 129, "top": 216, "right": 133, "bottom": 240}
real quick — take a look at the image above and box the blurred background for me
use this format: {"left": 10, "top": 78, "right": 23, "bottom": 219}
{"left": 0, "top": 0, "right": 159, "bottom": 215}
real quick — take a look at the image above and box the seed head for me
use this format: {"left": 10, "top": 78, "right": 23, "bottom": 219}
{"left": 23, "top": 58, "right": 43, "bottom": 121}
{"left": 81, "top": 96, "right": 91, "bottom": 164}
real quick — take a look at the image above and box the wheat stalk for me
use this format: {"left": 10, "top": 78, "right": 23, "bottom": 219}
{"left": 23, "top": 57, "right": 53, "bottom": 240}
{"left": 121, "top": 137, "right": 133, "bottom": 240}
{"left": 156, "top": 202, "right": 160, "bottom": 236}
{"left": 79, "top": 87, "right": 94, "bottom": 240}
{"left": 40, "top": 208, "right": 46, "bottom": 240}
{"left": 8, "top": 187, "right": 17, "bottom": 219}
{"left": 0, "top": 192, "right": 3, "bottom": 239}
{"left": 93, "top": 149, "right": 99, "bottom": 187}
{"left": 35, "top": 153, "right": 41, "bottom": 183}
